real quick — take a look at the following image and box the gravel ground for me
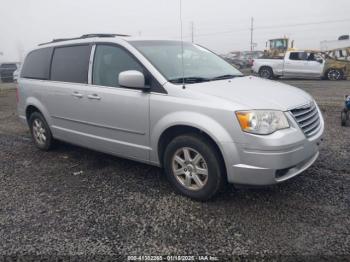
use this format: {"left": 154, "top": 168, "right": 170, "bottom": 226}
{"left": 0, "top": 80, "right": 349, "bottom": 260}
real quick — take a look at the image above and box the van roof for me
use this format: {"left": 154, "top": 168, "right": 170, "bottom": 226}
{"left": 38, "top": 33, "right": 131, "bottom": 46}
{"left": 37, "top": 34, "right": 184, "bottom": 48}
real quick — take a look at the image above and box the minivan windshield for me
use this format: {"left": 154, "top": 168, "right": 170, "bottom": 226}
{"left": 129, "top": 40, "right": 243, "bottom": 84}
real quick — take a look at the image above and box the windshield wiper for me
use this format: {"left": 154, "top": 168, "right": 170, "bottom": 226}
{"left": 210, "top": 74, "right": 243, "bottom": 81}
{"left": 169, "top": 77, "right": 211, "bottom": 84}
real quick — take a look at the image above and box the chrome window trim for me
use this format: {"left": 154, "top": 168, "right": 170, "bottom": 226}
{"left": 88, "top": 44, "right": 96, "bottom": 85}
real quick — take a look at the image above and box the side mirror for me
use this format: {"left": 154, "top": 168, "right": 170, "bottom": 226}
{"left": 119, "top": 70, "right": 148, "bottom": 90}
{"left": 317, "top": 59, "right": 323, "bottom": 64}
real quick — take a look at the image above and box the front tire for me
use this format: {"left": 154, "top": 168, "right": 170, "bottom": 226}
{"left": 29, "top": 112, "right": 54, "bottom": 150}
{"left": 341, "top": 109, "right": 348, "bottom": 126}
{"left": 163, "top": 134, "right": 225, "bottom": 201}
{"left": 259, "top": 67, "right": 274, "bottom": 79}
{"left": 326, "top": 69, "right": 343, "bottom": 81}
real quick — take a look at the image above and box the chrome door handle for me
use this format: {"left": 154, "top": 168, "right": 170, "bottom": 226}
{"left": 87, "top": 94, "right": 101, "bottom": 100}
{"left": 72, "top": 92, "right": 83, "bottom": 98}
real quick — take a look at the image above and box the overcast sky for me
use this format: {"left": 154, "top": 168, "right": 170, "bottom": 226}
{"left": 0, "top": 0, "right": 350, "bottom": 62}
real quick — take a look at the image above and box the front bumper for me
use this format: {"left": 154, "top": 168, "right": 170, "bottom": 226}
{"left": 221, "top": 111, "right": 324, "bottom": 186}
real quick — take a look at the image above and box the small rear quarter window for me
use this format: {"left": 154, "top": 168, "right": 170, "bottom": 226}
{"left": 21, "top": 47, "right": 53, "bottom": 80}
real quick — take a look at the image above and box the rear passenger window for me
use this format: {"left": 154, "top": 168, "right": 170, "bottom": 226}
{"left": 21, "top": 47, "right": 53, "bottom": 80}
{"left": 289, "top": 52, "right": 307, "bottom": 61}
{"left": 50, "top": 45, "right": 91, "bottom": 83}
{"left": 92, "top": 45, "right": 143, "bottom": 87}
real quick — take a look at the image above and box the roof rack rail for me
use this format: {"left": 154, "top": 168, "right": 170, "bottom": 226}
{"left": 38, "top": 33, "right": 130, "bottom": 46}
{"left": 81, "top": 33, "right": 130, "bottom": 38}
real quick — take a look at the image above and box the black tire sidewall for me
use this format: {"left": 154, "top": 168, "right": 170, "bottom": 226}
{"left": 327, "top": 69, "right": 343, "bottom": 81}
{"left": 259, "top": 67, "right": 273, "bottom": 79}
{"left": 163, "top": 134, "right": 224, "bottom": 201}
{"left": 29, "top": 112, "right": 53, "bottom": 150}
{"left": 341, "top": 112, "right": 346, "bottom": 126}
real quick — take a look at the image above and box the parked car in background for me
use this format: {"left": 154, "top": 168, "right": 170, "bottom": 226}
{"left": 244, "top": 51, "right": 264, "bottom": 67}
{"left": 252, "top": 50, "right": 348, "bottom": 80}
{"left": 225, "top": 58, "right": 246, "bottom": 69}
{"left": 222, "top": 51, "right": 264, "bottom": 69}
{"left": 13, "top": 69, "right": 19, "bottom": 82}
{"left": 221, "top": 53, "right": 246, "bottom": 69}
{"left": 0, "top": 63, "right": 18, "bottom": 82}
{"left": 13, "top": 65, "right": 21, "bottom": 82}
{"left": 18, "top": 34, "right": 324, "bottom": 200}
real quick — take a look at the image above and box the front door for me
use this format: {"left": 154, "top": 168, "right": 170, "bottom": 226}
{"left": 304, "top": 52, "right": 324, "bottom": 77}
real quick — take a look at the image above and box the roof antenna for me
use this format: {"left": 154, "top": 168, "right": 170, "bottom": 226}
{"left": 179, "top": 0, "right": 186, "bottom": 89}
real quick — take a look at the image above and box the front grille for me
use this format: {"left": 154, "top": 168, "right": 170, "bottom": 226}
{"left": 290, "top": 101, "right": 321, "bottom": 137}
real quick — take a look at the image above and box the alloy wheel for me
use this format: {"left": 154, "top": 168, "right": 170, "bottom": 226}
{"left": 328, "top": 69, "right": 341, "bottom": 81}
{"left": 172, "top": 147, "right": 209, "bottom": 191}
{"left": 32, "top": 118, "right": 47, "bottom": 146}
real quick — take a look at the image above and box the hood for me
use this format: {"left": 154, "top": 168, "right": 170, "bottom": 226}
{"left": 186, "top": 76, "right": 313, "bottom": 111}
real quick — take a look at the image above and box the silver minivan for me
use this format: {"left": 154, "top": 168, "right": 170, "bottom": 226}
{"left": 17, "top": 34, "right": 324, "bottom": 200}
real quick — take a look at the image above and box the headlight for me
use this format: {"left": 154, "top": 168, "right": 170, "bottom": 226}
{"left": 236, "top": 110, "right": 289, "bottom": 135}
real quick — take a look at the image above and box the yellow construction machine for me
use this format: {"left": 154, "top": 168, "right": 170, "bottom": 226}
{"left": 264, "top": 38, "right": 296, "bottom": 58}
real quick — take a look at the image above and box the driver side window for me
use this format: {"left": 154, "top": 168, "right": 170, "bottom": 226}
{"left": 93, "top": 45, "right": 143, "bottom": 88}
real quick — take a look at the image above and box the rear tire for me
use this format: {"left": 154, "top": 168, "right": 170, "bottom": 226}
{"left": 28, "top": 112, "right": 54, "bottom": 150}
{"left": 259, "top": 67, "right": 274, "bottom": 79}
{"left": 163, "top": 134, "right": 225, "bottom": 201}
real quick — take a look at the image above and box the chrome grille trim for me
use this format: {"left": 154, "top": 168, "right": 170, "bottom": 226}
{"left": 292, "top": 104, "right": 316, "bottom": 117}
{"left": 297, "top": 108, "right": 318, "bottom": 123}
{"left": 304, "top": 118, "right": 320, "bottom": 134}
{"left": 305, "top": 122, "right": 321, "bottom": 137}
{"left": 290, "top": 101, "right": 321, "bottom": 137}
{"left": 299, "top": 113, "right": 319, "bottom": 128}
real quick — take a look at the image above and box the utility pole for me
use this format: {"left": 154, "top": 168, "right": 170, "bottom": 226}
{"left": 191, "top": 21, "right": 194, "bottom": 43}
{"left": 250, "top": 17, "right": 254, "bottom": 51}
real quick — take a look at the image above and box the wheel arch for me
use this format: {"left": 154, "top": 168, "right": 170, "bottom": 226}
{"left": 259, "top": 65, "right": 272, "bottom": 69}
{"left": 24, "top": 97, "right": 52, "bottom": 125}
{"left": 26, "top": 105, "right": 41, "bottom": 121}
{"left": 156, "top": 125, "right": 227, "bottom": 178}
{"left": 152, "top": 111, "right": 234, "bottom": 163}
{"left": 153, "top": 113, "right": 235, "bottom": 169}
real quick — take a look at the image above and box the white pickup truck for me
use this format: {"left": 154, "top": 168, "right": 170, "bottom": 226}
{"left": 252, "top": 50, "right": 346, "bottom": 81}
